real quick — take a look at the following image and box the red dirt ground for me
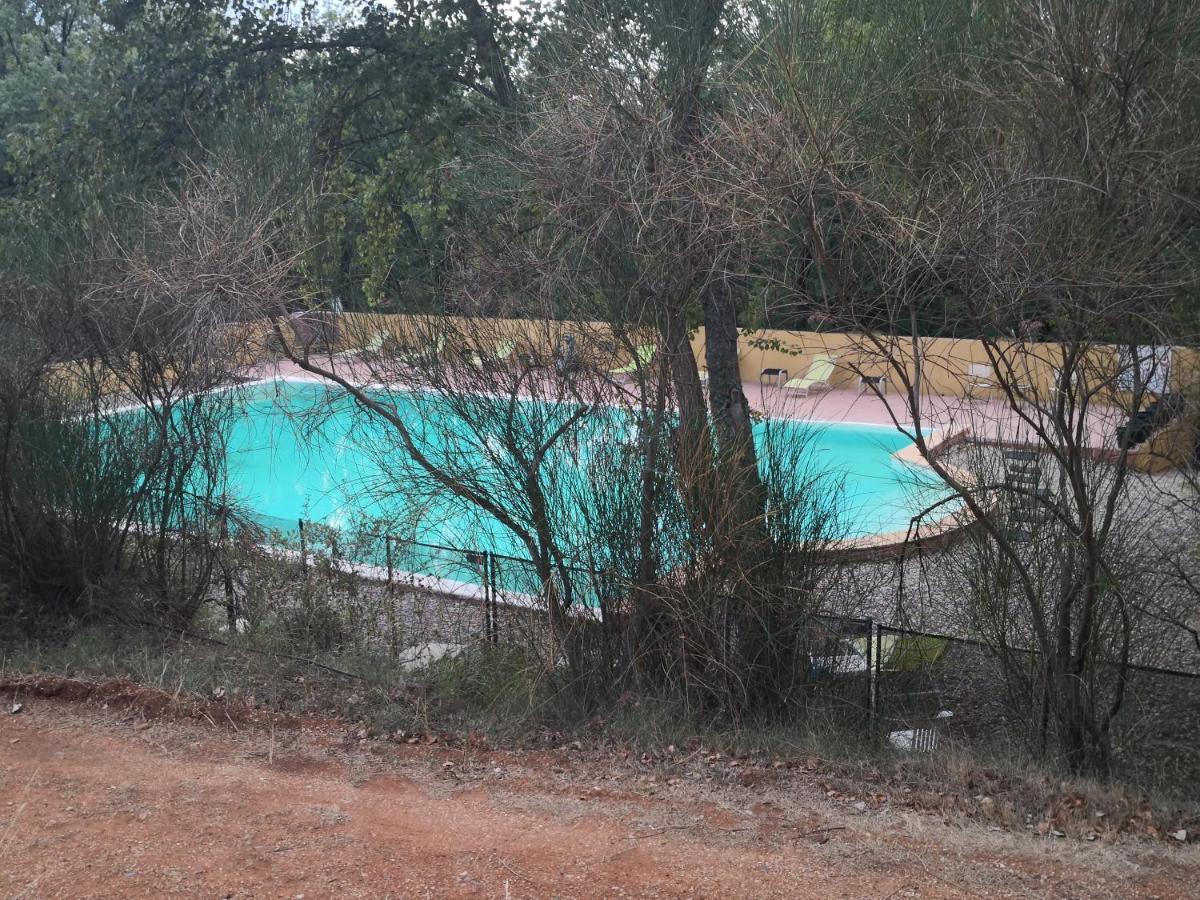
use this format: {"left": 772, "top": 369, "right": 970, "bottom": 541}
{"left": 1, "top": 685, "right": 1196, "bottom": 898}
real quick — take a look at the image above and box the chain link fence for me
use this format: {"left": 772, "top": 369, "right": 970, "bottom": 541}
{"left": 871, "top": 624, "right": 1200, "bottom": 783}
{"left": 235, "top": 513, "right": 1200, "bottom": 783}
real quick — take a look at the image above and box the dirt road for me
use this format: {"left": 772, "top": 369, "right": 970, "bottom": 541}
{"left": 0, "top": 691, "right": 1194, "bottom": 898}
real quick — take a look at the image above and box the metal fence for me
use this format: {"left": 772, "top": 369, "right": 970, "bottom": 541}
{"left": 243, "top": 514, "right": 1200, "bottom": 777}
{"left": 870, "top": 623, "right": 1200, "bottom": 782}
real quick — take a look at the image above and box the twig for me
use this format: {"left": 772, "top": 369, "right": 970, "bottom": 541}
{"left": 796, "top": 825, "right": 846, "bottom": 838}
{"left": 494, "top": 856, "right": 533, "bottom": 883}
{"left": 634, "top": 820, "right": 703, "bottom": 838}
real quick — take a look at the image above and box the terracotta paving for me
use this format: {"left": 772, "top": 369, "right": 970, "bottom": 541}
{"left": 250, "top": 356, "right": 1130, "bottom": 457}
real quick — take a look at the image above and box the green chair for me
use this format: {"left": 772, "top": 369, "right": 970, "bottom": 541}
{"left": 783, "top": 353, "right": 837, "bottom": 395}
{"left": 609, "top": 344, "right": 656, "bottom": 377}
{"left": 850, "top": 633, "right": 949, "bottom": 671}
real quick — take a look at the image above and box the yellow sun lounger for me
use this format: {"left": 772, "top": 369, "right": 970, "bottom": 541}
{"left": 784, "top": 353, "right": 837, "bottom": 395}
{"left": 397, "top": 332, "right": 446, "bottom": 365}
{"left": 609, "top": 344, "right": 656, "bottom": 376}
{"left": 469, "top": 339, "right": 516, "bottom": 367}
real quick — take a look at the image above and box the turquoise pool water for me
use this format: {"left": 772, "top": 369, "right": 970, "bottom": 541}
{"left": 219, "top": 379, "right": 946, "bottom": 574}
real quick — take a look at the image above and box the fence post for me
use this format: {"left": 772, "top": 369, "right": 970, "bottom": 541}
{"left": 221, "top": 502, "right": 237, "bottom": 633}
{"left": 872, "top": 622, "right": 883, "bottom": 726}
{"left": 487, "top": 552, "right": 499, "bottom": 644}
{"left": 298, "top": 518, "right": 308, "bottom": 579}
{"left": 865, "top": 617, "right": 874, "bottom": 726}
{"left": 384, "top": 534, "right": 398, "bottom": 658}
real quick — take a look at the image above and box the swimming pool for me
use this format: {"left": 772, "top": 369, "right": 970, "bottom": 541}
{"left": 219, "top": 379, "right": 948, "bottom": 574}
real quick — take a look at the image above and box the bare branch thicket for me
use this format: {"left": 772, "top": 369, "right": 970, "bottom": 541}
{"left": 353, "top": 4, "right": 865, "bottom": 713}
{"left": 714, "top": 0, "right": 1200, "bottom": 773}
{"left": 0, "top": 162, "right": 315, "bottom": 630}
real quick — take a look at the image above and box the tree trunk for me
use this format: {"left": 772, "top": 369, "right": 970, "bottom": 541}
{"left": 702, "top": 274, "right": 766, "bottom": 527}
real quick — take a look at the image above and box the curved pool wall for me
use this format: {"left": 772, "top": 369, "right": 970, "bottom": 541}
{"left": 212, "top": 379, "right": 950, "bottom": 574}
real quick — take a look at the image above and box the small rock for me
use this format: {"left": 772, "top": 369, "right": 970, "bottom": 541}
{"left": 853, "top": 801, "right": 868, "bottom": 813}
{"left": 1173, "top": 829, "right": 1188, "bottom": 842}
{"left": 9, "top": 703, "right": 22, "bottom": 715}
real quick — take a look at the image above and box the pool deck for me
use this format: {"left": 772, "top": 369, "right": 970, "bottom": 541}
{"left": 251, "top": 356, "right": 1130, "bottom": 461}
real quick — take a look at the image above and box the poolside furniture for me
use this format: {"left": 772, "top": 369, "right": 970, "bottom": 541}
{"left": 518, "top": 348, "right": 545, "bottom": 370}
{"left": 783, "top": 353, "right": 837, "bottom": 395}
{"left": 356, "top": 329, "right": 386, "bottom": 356}
{"left": 469, "top": 339, "right": 516, "bottom": 368}
{"left": 964, "top": 362, "right": 996, "bottom": 397}
{"left": 609, "top": 344, "right": 656, "bottom": 377}
{"left": 760, "top": 367, "right": 789, "bottom": 388}
{"left": 555, "top": 334, "right": 582, "bottom": 375}
{"left": 337, "top": 329, "right": 385, "bottom": 357}
{"left": 848, "top": 632, "right": 949, "bottom": 672}
{"left": 859, "top": 373, "right": 888, "bottom": 395}
{"left": 1003, "top": 448, "right": 1053, "bottom": 542}
{"left": 397, "top": 332, "right": 446, "bottom": 366}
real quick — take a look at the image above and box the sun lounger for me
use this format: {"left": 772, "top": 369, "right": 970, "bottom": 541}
{"left": 783, "top": 353, "right": 837, "bottom": 395}
{"left": 397, "top": 332, "right": 446, "bottom": 366}
{"left": 609, "top": 344, "right": 655, "bottom": 377}
{"left": 470, "top": 339, "right": 516, "bottom": 368}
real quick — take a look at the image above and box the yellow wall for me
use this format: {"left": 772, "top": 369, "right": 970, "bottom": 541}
{"left": 332, "top": 312, "right": 645, "bottom": 368}
{"left": 326, "top": 314, "right": 1192, "bottom": 404}
{"left": 684, "top": 327, "right": 1192, "bottom": 404}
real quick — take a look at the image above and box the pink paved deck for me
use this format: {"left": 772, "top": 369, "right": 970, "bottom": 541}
{"left": 745, "top": 381, "right": 1127, "bottom": 455}
{"left": 250, "top": 357, "right": 1128, "bottom": 458}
